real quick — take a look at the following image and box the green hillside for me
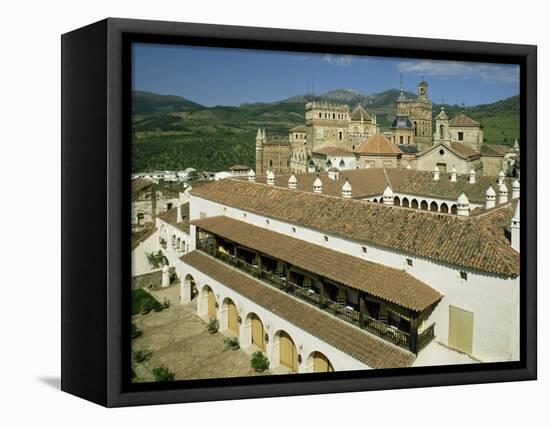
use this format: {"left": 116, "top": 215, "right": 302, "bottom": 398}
{"left": 131, "top": 90, "right": 520, "bottom": 173}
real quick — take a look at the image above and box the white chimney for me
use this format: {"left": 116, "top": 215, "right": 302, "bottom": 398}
{"left": 457, "top": 192, "right": 470, "bottom": 216}
{"left": 511, "top": 201, "right": 520, "bottom": 252}
{"left": 288, "top": 174, "right": 297, "bottom": 189}
{"left": 313, "top": 175, "right": 323, "bottom": 194}
{"left": 266, "top": 169, "right": 275, "bottom": 185}
{"left": 498, "top": 183, "right": 508, "bottom": 204}
{"left": 469, "top": 169, "right": 476, "bottom": 184}
{"left": 248, "top": 169, "right": 256, "bottom": 182}
{"left": 342, "top": 178, "right": 352, "bottom": 198}
{"left": 450, "top": 166, "right": 457, "bottom": 183}
{"left": 498, "top": 170, "right": 505, "bottom": 186}
{"left": 485, "top": 186, "right": 496, "bottom": 209}
{"left": 433, "top": 165, "right": 440, "bottom": 181}
{"left": 512, "top": 179, "right": 520, "bottom": 199}
{"left": 382, "top": 185, "right": 394, "bottom": 205}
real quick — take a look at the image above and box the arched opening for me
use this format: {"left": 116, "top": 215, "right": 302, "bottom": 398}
{"left": 136, "top": 212, "right": 144, "bottom": 225}
{"left": 440, "top": 124, "right": 445, "bottom": 139}
{"left": 393, "top": 196, "right": 400, "bottom": 206}
{"left": 276, "top": 330, "right": 298, "bottom": 372}
{"left": 176, "top": 237, "right": 181, "bottom": 251}
{"left": 414, "top": 121, "right": 418, "bottom": 136}
{"left": 451, "top": 204, "right": 458, "bottom": 215}
{"left": 184, "top": 274, "right": 198, "bottom": 301}
{"left": 222, "top": 298, "right": 239, "bottom": 335}
{"left": 402, "top": 197, "right": 410, "bottom": 208}
{"left": 245, "top": 312, "right": 266, "bottom": 351}
{"left": 200, "top": 285, "right": 217, "bottom": 318}
{"left": 411, "top": 199, "right": 419, "bottom": 209}
{"left": 440, "top": 203, "right": 449, "bottom": 214}
{"left": 372, "top": 198, "right": 378, "bottom": 203}
{"left": 430, "top": 201, "right": 438, "bottom": 212}
{"left": 420, "top": 200, "right": 428, "bottom": 210}
{"left": 307, "top": 351, "right": 334, "bottom": 373}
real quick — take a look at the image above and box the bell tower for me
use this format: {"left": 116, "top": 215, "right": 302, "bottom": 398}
{"left": 418, "top": 79, "right": 428, "bottom": 101}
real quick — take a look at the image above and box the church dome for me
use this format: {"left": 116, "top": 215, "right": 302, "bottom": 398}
{"left": 391, "top": 115, "right": 413, "bottom": 129}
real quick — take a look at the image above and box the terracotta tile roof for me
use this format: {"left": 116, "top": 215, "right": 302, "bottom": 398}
{"left": 312, "top": 146, "right": 355, "bottom": 157}
{"left": 481, "top": 144, "right": 514, "bottom": 156}
{"left": 181, "top": 250, "right": 416, "bottom": 368}
{"left": 253, "top": 168, "right": 511, "bottom": 204}
{"left": 255, "top": 168, "right": 388, "bottom": 198}
{"left": 449, "top": 142, "right": 478, "bottom": 157}
{"left": 192, "top": 216, "right": 441, "bottom": 312}
{"left": 191, "top": 179, "right": 519, "bottom": 277}
{"left": 131, "top": 226, "right": 157, "bottom": 250}
{"left": 229, "top": 164, "right": 250, "bottom": 171}
{"left": 157, "top": 203, "right": 190, "bottom": 233}
{"left": 356, "top": 134, "right": 402, "bottom": 155}
{"left": 449, "top": 113, "right": 482, "bottom": 127}
{"left": 132, "top": 178, "right": 153, "bottom": 194}
{"left": 289, "top": 124, "right": 306, "bottom": 132}
{"left": 350, "top": 104, "right": 372, "bottom": 122}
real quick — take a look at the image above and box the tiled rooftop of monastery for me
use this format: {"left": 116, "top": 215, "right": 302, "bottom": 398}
{"left": 157, "top": 202, "right": 190, "bottom": 233}
{"left": 192, "top": 215, "right": 442, "bottom": 312}
{"left": 181, "top": 250, "right": 416, "bottom": 368}
{"left": 191, "top": 178, "right": 519, "bottom": 277}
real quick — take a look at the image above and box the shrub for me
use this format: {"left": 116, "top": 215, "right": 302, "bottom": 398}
{"left": 133, "top": 349, "right": 152, "bottom": 363}
{"left": 131, "top": 323, "right": 142, "bottom": 339}
{"left": 319, "top": 295, "right": 329, "bottom": 309}
{"left": 224, "top": 336, "right": 240, "bottom": 351}
{"left": 152, "top": 366, "right": 175, "bottom": 382}
{"left": 250, "top": 351, "right": 269, "bottom": 371}
{"left": 146, "top": 250, "right": 165, "bottom": 268}
{"left": 207, "top": 317, "right": 219, "bottom": 334}
{"left": 142, "top": 297, "right": 163, "bottom": 314}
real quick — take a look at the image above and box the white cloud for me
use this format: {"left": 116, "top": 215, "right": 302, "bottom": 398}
{"left": 398, "top": 60, "right": 519, "bottom": 83}
{"left": 323, "top": 54, "right": 355, "bottom": 67}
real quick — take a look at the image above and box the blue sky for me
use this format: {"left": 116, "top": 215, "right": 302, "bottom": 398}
{"left": 132, "top": 43, "right": 519, "bottom": 107}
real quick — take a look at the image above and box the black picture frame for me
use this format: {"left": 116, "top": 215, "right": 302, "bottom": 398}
{"left": 61, "top": 17, "right": 537, "bottom": 407}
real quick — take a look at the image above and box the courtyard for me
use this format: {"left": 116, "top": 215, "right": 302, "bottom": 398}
{"left": 131, "top": 284, "right": 272, "bottom": 382}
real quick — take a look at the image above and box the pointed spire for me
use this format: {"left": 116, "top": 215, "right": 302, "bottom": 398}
{"left": 498, "top": 170, "right": 505, "bottom": 186}
{"left": 266, "top": 169, "right": 275, "bottom": 185}
{"left": 383, "top": 185, "right": 394, "bottom": 205}
{"left": 247, "top": 168, "right": 256, "bottom": 182}
{"left": 498, "top": 183, "right": 508, "bottom": 204}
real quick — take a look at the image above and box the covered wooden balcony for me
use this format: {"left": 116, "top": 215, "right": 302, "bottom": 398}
{"left": 192, "top": 216, "right": 442, "bottom": 354}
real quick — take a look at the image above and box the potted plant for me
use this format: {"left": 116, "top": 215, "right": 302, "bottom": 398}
{"left": 250, "top": 350, "right": 269, "bottom": 372}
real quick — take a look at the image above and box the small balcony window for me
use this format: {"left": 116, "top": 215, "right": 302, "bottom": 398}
{"left": 362, "top": 246, "right": 367, "bottom": 254}
{"left": 292, "top": 227, "right": 296, "bottom": 233}
{"left": 406, "top": 258, "right": 413, "bottom": 267}
{"left": 460, "top": 271, "right": 468, "bottom": 281}
{"left": 265, "top": 219, "right": 270, "bottom": 225}
{"left": 324, "top": 235, "right": 329, "bottom": 242}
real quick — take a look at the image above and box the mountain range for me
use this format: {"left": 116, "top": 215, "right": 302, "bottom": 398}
{"left": 131, "top": 89, "right": 519, "bottom": 173}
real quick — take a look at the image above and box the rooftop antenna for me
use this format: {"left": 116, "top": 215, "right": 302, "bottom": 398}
{"left": 400, "top": 73, "right": 403, "bottom": 91}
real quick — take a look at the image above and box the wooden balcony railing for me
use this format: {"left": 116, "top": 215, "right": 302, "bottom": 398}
{"left": 195, "top": 240, "right": 431, "bottom": 352}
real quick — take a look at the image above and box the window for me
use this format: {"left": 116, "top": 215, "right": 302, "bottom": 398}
{"left": 362, "top": 246, "right": 367, "bottom": 254}
{"left": 223, "top": 207, "right": 227, "bottom": 212}
{"left": 269, "top": 160, "right": 273, "bottom": 167}
{"left": 292, "top": 227, "right": 296, "bottom": 233}
{"left": 458, "top": 132, "right": 464, "bottom": 141}
{"left": 400, "top": 136, "right": 403, "bottom": 144}
{"left": 460, "top": 271, "right": 468, "bottom": 281}
{"left": 324, "top": 236, "right": 329, "bottom": 242}
{"left": 406, "top": 258, "right": 413, "bottom": 267}
{"left": 338, "top": 131, "right": 343, "bottom": 140}
{"left": 333, "top": 113, "right": 335, "bottom": 119}
{"left": 265, "top": 219, "right": 270, "bottom": 225}
{"left": 319, "top": 112, "right": 322, "bottom": 118}
{"left": 439, "top": 149, "right": 445, "bottom": 156}
{"left": 243, "top": 212, "right": 247, "bottom": 218}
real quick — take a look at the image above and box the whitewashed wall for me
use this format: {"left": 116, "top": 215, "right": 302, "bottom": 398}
{"left": 176, "top": 260, "right": 369, "bottom": 372}
{"left": 131, "top": 229, "right": 159, "bottom": 277}
{"left": 189, "top": 193, "right": 520, "bottom": 363}
{"left": 156, "top": 217, "right": 191, "bottom": 268}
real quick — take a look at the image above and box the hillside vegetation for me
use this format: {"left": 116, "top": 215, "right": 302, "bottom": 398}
{"left": 131, "top": 90, "right": 520, "bottom": 173}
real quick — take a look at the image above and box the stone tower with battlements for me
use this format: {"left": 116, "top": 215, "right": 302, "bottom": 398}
{"left": 407, "top": 81, "right": 433, "bottom": 151}
{"left": 305, "top": 102, "right": 351, "bottom": 153}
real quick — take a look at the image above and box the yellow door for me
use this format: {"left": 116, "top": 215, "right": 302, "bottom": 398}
{"left": 207, "top": 288, "right": 216, "bottom": 318}
{"left": 227, "top": 300, "right": 239, "bottom": 334}
{"left": 279, "top": 332, "right": 298, "bottom": 372}
{"left": 313, "top": 352, "right": 334, "bottom": 373}
{"left": 449, "top": 306, "right": 474, "bottom": 354}
{"left": 251, "top": 314, "right": 265, "bottom": 351}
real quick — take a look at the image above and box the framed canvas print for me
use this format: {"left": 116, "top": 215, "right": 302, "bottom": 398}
{"left": 61, "top": 18, "right": 537, "bottom": 407}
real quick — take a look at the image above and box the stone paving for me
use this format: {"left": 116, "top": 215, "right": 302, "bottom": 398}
{"left": 131, "top": 284, "right": 272, "bottom": 382}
